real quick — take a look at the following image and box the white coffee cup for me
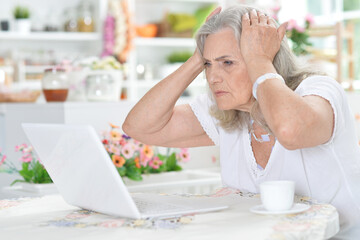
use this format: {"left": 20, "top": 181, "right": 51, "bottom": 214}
{"left": 260, "top": 180, "right": 295, "bottom": 211}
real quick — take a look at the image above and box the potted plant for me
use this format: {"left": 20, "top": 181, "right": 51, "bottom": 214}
{"left": 13, "top": 6, "right": 31, "bottom": 33}
{"left": 101, "top": 123, "right": 189, "bottom": 181}
{"left": 0, "top": 144, "right": 56, "bottom": 195}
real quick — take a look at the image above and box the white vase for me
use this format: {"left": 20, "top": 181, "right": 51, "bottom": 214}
{"left": 14, "top": 19, "right": 31, "bottom": 33}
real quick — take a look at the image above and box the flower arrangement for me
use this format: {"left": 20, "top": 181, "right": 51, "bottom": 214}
{"left": 0, "top": 144, "right": 52, "bottom": 185}
{"left": 102, "top": 123, "right": 190, "bottom": 181}
{"left": 286, "top": 14, "right": 314, "bottom": 56}
{"left": 271, "top": 6, "right": 314, "bottom": 56}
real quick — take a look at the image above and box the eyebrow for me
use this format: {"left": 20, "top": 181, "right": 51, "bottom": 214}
{"left": 203, "top": 55, "right": 232, "bottom": 62}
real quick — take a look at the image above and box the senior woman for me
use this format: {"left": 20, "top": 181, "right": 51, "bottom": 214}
{"left": 123, "top": 5, "right": 360, "bottom": 238}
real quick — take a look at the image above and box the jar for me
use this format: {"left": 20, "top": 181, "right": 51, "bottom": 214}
{"left": 63, "top": 7, "right": 78, "bottom": 32}
{"left": 42, "top": 68, "right": 69, "bottom": 102}
{"left": 77, "top": 0, "right": 95, "bottom": 32}
{"left": 86, "top": 73, "right": 117, "bottom": 101}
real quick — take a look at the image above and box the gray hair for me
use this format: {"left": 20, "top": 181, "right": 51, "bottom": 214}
{"left": 195, "top": 4, "right": 319, "bottom": 132}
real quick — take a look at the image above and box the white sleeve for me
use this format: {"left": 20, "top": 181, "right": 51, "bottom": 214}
{"left": 189, "top": 94, "right": 220, "bottom": 146}
{"left": 295, "top": 75, "right": 346, "bottom": 145}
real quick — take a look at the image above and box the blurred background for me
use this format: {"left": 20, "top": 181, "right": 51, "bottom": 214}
{"left": 0, "top": 0, "right": 360, "bottom": 198}
{"left": 0, "top": 0, "right": 358, "bottom": 102}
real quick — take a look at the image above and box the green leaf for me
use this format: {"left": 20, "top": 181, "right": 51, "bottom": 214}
{"left": 10, "top": 179, "right": 27, "bottom": 186}
{"left": 165, "top": 153, "right": 177, "bottom": 171}
{"left": 157, "top": 154, "right": 166, "bottom": 161}
{"left": 19, "top": 166, "right": 34, "bottom": 183}
{"left": 174, "top": 165, "right": 183, "bottom": 171}
{"left": 22, "top": 162, "right": 30, "bottom": 171}
{"left": 117, "top": 167, "right": 126, "bottom": 177}
{"left": 126, "top": 165, "right": 142, "bottom": 181}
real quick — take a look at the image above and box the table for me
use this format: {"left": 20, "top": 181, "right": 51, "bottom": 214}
{"left": 0, "top": 188, "right": 339, "bottom": 240}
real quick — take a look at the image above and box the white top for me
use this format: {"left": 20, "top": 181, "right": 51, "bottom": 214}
{"left": 189, "top": 76, "right": 360, "bottom": 234}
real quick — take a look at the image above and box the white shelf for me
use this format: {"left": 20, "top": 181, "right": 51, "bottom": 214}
{"left": 25, "top": 65, "right": 55, "bottom": 73}
{"left": 0, "top": 32, "right": 101, "bottom": 41}
{"left": 134, "top": 37, "right": 196, "bottom": 47}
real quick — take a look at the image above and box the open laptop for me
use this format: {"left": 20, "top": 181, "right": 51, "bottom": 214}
{"left": 22, "top": 123, "right": 228, "bottom": 219}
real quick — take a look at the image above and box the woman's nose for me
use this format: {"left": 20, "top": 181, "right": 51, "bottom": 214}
{"left": 206, "top": 68, "right": 222, "bottom": 84}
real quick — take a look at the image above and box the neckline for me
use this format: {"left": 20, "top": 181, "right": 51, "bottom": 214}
{"left": 244, "top": 128, "right": 276, "bottom": 179}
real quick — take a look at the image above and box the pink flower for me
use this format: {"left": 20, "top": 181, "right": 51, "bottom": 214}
{"left": 295, "top": 25, "right": 305, "bottom": 33}
{"left": 212, "top": 156, "right": 217, "bottom": 164}
{"left": 305, "top": 13, "right": 314, "bottom": 25}
{"left": 149, "top": 156, "right": 163, "bottom": 169}
{"left": 119, "top": 138, "right": 126, "bottom": 146}
{"left": 121, "top": 144, "right": 134, "bottom": 159}
{"left": 129, "top": 142, "right": 140, "bottom": 152}
{"left": 109, "top": 144, "right": 120, "bottom": 155}
{"left": 134, "top": 140, "right": 143, "bottom": 149}
{"left": 15, "top": 144, "right": 28, "bottom": 152}
{"left": 0, "top": 155, "right": 6, "bottom": 166}
{"left": 139, "top": 152, "right": 150, "bottom": 167}
{"left": 271, "top": 5, "right": 281, "bottom": 13}
{"left": 178, "top": 148, "right": 190, "bottom": 162}
{"left": 20, "top": 154, "right": 32, "bottom": 163}
{"left": 287, "top": 19, "right": 297, "bottom": 30}
{"left": 23, "top": 146, "right": 33, "bottom": 153}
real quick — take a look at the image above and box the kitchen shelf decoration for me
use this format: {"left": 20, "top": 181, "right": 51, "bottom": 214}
{"left": 103, "top": 0, "right": 134, "bottom": 64}
{"left": 13, "top": 5, "right": 31, "bottom": 33}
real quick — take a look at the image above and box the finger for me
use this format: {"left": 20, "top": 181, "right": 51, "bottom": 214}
{"left": 242, "top": 12, "right": 250, "bottom": 28}
{"left": 267, "top": 18, "right": 277, "bottom": 28}
{"left": 258, "top": 12, "right": 267, "bottom": 25}
{"left": 250, "top": 9, "right": 259, "bottom": 25}
{"left": 206, "top": 6, "right": 222, "bottom": 22}
{"left": 277, "top": 22, "right": 288, "bottom": 41}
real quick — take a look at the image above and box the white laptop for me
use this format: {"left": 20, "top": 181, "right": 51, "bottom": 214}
{"left": 22, "top": 123, "right": 228, "bottom": 219}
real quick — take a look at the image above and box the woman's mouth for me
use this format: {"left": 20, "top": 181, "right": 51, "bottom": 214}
{"left": 214, "top": 90, "right": 228, "bottom": 97}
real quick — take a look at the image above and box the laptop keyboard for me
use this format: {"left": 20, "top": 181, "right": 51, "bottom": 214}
{"left": 133, "top": 198, "right": 193, "bottom": 214}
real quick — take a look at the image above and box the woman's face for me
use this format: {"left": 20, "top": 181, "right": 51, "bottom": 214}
{"left": 203, "top": 28, "right": 254, "bottom": 112}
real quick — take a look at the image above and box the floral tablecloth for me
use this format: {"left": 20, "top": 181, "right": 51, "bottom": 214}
{"left": 0, "top": 188, "right": 339, "bottom": 240}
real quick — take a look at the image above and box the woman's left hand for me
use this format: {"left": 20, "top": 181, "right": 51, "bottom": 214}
{"left": 240, "top": 9, "right": 287, "bottom": 67}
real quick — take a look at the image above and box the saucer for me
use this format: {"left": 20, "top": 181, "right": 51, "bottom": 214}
{"left": 250, "top": 203, "right": 310, "bottom": 215}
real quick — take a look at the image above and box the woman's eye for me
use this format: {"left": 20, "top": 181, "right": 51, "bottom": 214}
{"left": 204, "top": 62, "right": 211, "bottom": 67}
{"left": 224, "top": 60, "right": 233, "bottom": 65}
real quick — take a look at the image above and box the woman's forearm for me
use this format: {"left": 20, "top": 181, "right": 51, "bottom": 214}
{"left": 123, "top": 53, "right": 204, "bottom": 137}
{"left": 247, "top": 60, "right": 333, "bottom": 149}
